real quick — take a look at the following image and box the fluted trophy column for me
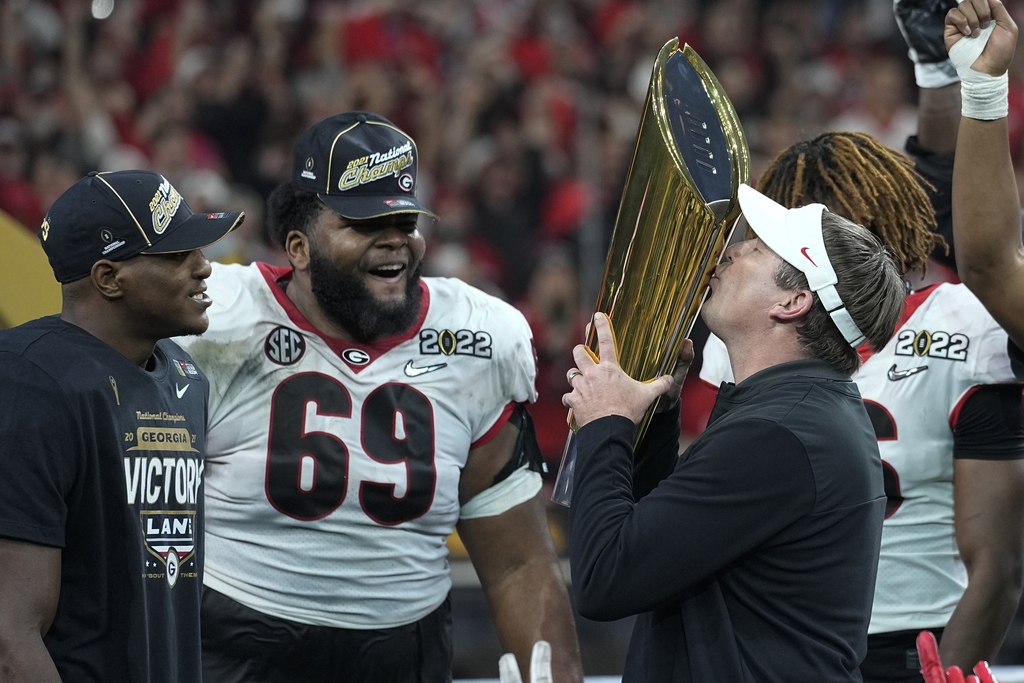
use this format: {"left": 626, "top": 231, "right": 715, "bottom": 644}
{"left": 552, "top": 39, "right": 750, "bottom": 506}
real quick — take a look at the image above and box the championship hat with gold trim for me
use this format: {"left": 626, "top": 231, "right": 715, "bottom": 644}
{"left": 40, "top": 170, "right": 244, "bottom": 283}
{"left": 292, "top": 111, "right": 438, "bottom": 221}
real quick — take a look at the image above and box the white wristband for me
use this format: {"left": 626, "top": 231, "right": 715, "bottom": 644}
{"left": 949, "top": 23, "right": 1010, "bottom": 120}
{"left": 960, "top": 69, "right": 1009, "bottom": 120}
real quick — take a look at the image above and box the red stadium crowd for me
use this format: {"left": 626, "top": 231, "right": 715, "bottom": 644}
{"left": 10, "top": 1, "right": 1024, "bottom": 679}
{"left": 5, "top": 0, "right": 1024, "bottom": 467}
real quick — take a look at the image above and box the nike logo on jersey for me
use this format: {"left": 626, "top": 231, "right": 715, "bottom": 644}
{"left": 403, "top": 360, "right": 448, "bottom": 377}
{"left": 887, "top": 364, "right": 928, "bottom": 381}
{"left": 176, "top": 383, "right": 190, "bottom": 398}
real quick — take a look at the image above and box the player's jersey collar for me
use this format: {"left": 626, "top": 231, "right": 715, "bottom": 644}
{"left": 256, "top": 262, "right": 429, "bottom": 371}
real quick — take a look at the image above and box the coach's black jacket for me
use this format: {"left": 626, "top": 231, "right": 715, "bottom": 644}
{"left": 569, "top": 359, "right": 885, "bottom": 683}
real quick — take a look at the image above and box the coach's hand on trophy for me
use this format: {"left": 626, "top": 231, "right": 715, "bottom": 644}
{"left": 562, "top": 313, "right": 674, "bottom": 427}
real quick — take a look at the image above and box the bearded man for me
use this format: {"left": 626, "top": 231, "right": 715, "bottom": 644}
{"left": 175, "top": 112, "right": 582, "bottom": 683}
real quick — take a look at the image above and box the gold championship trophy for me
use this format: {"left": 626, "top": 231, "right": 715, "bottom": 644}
{"left": 551, "top": 38, "right": 750, "bottom": 506}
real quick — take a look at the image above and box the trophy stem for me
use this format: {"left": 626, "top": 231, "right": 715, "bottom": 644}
{"left": 551, "top": 431, "right": 577, "bottom": 507}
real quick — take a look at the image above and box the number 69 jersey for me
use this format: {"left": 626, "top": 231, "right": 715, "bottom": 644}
{"left": 175, "top": 262, "right": 538, "bottom": 629}
{"left": 699, "top": 283, "right": 1022, "bottom": 635}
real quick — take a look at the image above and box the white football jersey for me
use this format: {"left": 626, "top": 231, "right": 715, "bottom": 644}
{"left": 699, "top": 283, "right": 1018, "bottom": 634}
{"left": 176, "top": 263, "right": 537, "bottom": 629}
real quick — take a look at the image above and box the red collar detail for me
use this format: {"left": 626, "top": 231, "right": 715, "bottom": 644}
{"left": 256, "top": 262, "right": 429, "bottom": 372}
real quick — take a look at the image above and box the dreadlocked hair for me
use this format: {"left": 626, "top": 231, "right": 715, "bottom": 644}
{"left": 756, "top": 131, "right": 945, "bottom": 273}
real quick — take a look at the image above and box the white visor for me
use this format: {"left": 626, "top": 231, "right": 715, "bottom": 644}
{"left": 737, "top": 184, "right": 866, "bottom": 347}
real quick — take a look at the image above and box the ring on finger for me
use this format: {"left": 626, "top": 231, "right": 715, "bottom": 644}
{"left": 567, "top": 368, "right": 583, "bottom": 384}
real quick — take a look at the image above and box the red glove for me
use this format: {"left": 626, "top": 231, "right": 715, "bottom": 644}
{"left": 917, "top": 630, "right": 1000, "bottom": 683}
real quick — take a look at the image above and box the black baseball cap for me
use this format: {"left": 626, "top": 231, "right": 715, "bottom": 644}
{"left": 292, "top": 112, "right": 438, "bottom": 221}
{"left": 40, "top": 170, "right": 244, "bottom": 283}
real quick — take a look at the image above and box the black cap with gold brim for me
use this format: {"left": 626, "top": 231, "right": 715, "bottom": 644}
{"left": 40, "top": 170, "right": 243, "bottom": 283}
{"left": 291, "top": 111, "right": 438, "bottom": 221}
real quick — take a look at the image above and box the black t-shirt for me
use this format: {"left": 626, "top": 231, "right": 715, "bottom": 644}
{"left": 0, "top": 317, "right": 207, "bottom": 683}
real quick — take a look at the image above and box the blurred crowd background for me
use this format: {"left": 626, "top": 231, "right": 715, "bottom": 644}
{"left": 8, "top": 0, "right": 1024, "bottom": 674}
{"left": 9, "top": 0, "right": 1005, "bottom": 459}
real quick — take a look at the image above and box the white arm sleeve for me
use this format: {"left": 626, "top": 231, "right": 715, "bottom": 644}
{"left": 459, "top": 466, "right": 543, "bottom": 520}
